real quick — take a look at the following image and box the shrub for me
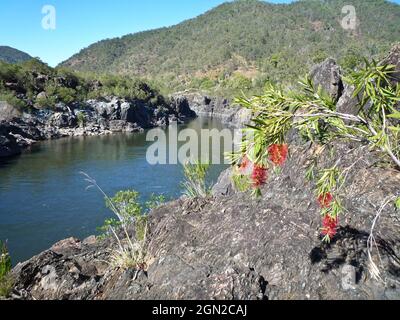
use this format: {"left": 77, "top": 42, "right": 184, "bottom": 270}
{"left": 181, "top": 161, "right": 211, "bottom": 198}
{"left": 395, "top": 197, "right": 400, "bottom": 211}
{"left": 35, "top": 94, "right": 57, "bottom": 109}
{"left": 106, "top": 190, "right": 142, "bottom": 218}
{"left": 56, "top": 87, "right": 77, "bottom": 105}
{"left": 340, "top": 51, "right": 364, "bottom": 74}
{"left": 0, "top": 91, "right": 27, "bottom": 110}
{"left": 0, "top": 241, "right": 13, "bottom": 298}
{"left": 76, "top": 111, "right": 86, "bottom": 127}
{"left": 82, "top": 173, "right": 165, "bottom": 270}
{"left": 19, "top": 59, "right": 53, "bottom": 75}
{"left": 227, "top": 74, "right": 252, "bottom": 91}
{"left": 229, "top": 58, "right": 400, "bottom": 243}
{"left": 312, "top": 49, "right": 329, "bottom": 64}
{"left": 0, "top": 61, "right": 21, "bottom": 84}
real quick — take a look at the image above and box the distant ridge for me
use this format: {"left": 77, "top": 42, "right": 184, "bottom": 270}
{"left": 0, "top": 46, "right": 32, "bottom": 64}
{"left": 60, "top": 0, "right": 400, "bottom": 90}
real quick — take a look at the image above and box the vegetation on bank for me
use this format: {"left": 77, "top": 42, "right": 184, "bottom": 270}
{"left": 60, "top": 0, "right": 400, "bottom": 96}
{"left": 0, "top": 58, "right": 167, "bottom": 111}
{"left": 181, "top": 161, "right": 212, "bottom": 198}
{"left": 229, "top": 58, "right": 400, "bottom": 245}
{"left": 81, "top": 159, "right": 212, "bottom": 270}
{"left": 81, "top": 172, "right": 167, "bottom": 271}
{"left": 0, "top": 241, "right": 13, "bottom": 298}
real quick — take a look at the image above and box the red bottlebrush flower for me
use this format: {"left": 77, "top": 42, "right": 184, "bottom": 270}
{"left": 318, "top": 192, "right": 334, "bottom": 208}
{"left": 322, "top": 215, "right": 338, "bottom": 229}
{"left": 239, "top": 156, "right": 251, "bottom": 172}
{"left": 321, "top": 215, "right": 339, "bottom": 239}
{"left": 268, "top": 144, "right": 289, "bottom": 166}
{"left": 251, "top": 164, "right": 268, "bottom": 188}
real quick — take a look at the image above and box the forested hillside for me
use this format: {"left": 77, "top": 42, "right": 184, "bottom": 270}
{"left": 0, "top": 59, "right": 165, "bottom": 111}
{"left": 0, "top": 46, "right": 32, "bottom": 64}
{"left": 60, "top": 0, "right": 400, "bottom": 95}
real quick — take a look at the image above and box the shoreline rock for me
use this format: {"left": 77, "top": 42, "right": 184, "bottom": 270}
{"left": 170, "top": 92, "right": 252, "bottom": 128}
{"left": 0, "top": 96, "right": 197, "bottom": 159}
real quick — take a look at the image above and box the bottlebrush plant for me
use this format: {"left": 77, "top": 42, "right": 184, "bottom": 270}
{"left": 229, "top": 59, "right": 400, "bottom": 242}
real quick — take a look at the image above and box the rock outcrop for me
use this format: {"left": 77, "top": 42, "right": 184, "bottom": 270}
{"left": 170, "top": 93, "right": 251, "bottom": 128}
{"left": 383, "top": 44, "right": 400, "bottom": 84}
{"left": 310, "top": 58, "right": 344, "bottom": 102}
{"left": 0, "top": 96, "right": 196, "bottom": 158}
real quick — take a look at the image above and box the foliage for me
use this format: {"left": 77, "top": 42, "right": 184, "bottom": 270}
{"left": 106, "top": 190, "right": 142, "bottom": 223}
{"left": 0, "top": 57, "right": 167, "bottom": 112}
{"left": 97, "top": 191, "right": 166, "bottom": 239}
{"left": 395, "top": 197, "right": 400, "bottom": 211}
{"left": 82, "top": 173, "right": 157, "bottom": 270}
{"left": 60, "top": 0, "right": 399, "bottom": 95}
{"left": 340, "top": 50, "right": 364, "bottom": 74}
{"left": 76, "top": 111, "right": 86, "bottom": 127}
{"left": 181, "top": 161, "right": 211, "bottom": 198}
{"left": 230, "top": 58, "right": 400, "bottom": 242}
{"left": 0, "top": 90, "right": 27, "bottom": 110}
{"left": 108, "top": 229, "right": 148, "bottom": 271}
{"left": 0, "top": 46, "right": 32, "bottom": 64}
{"left": 145, "top": 194, "right": 167, "bottom": 211}
{"left": 0, "top": 241, "right": 13, "bottom": 298}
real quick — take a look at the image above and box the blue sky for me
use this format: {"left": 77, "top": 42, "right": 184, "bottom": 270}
{"left": 0, "top": 0, "right": 398, "bottom": 67}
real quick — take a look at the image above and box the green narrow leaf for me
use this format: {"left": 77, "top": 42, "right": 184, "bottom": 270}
{"left": 388, "top": 112, "right": 400, "bottom": 120}
{"left": 395, "top": 197, "right": 400, "bottom": 210}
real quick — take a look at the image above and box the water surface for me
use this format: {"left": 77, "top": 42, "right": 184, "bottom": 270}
{"left": 0, "top": 117, "right": 230, "bottom": 264}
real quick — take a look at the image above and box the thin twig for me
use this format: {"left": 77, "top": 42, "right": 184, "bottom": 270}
{"left": 367, "top": 196, "right": 396, "bottom": 282}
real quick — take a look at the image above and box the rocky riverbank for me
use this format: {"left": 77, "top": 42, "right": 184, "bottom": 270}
{"left": 0, "top": 91, "right": 249, "bottom": 159}
{"left": 0, "top": 96, "right": 196, "bottom": 158}
{"left": 8, "top": 136, "right": 400, "bottom": 300}
{"left": 5, "top": 45, "right": 400, "bottom": 300}
{"left": 170, "top": 93, "right": 252, "bottom": 128}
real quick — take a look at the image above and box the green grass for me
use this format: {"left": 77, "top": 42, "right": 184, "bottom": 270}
{"left": 181, "top": 161, "right": 211, "bottom": 198}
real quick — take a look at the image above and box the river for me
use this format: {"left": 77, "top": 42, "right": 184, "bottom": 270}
{"left": 0, "top": 117, "right": 231, "bottom": 264}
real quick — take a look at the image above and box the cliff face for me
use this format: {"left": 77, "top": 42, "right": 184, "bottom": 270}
{"left": 8, "top": 47, "right": 400, "bottom": 300}
{"left": 170, "top": 93, "right": 252, "bottom": 128}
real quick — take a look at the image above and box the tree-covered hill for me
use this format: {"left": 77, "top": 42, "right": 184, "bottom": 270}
{"left": 60, "top": 0, "right": 400, "bottom": 94}
{"left": 0, "top": 46, "right": 32, "bottom": 64}
{"left": 0, "top": 59, "right": 165, "bottom": 111}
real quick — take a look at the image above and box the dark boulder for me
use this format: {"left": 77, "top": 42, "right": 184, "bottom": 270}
{"left": 382, "top": 44, "right": 400, "bottom": 84}
{"left": 0, "top": 130, "right": 21, "bottom": 158}
{"left": 336, "top": 83, "right": 360, "bottom": 116}
{"left": 211, "top": 168, "right": 235, "bottom": 197}
{"left": 49, "top": 112, "right": 77, "bottom": 128}
{"left": 170, "top": 96, "right": 197, "bottom": 119}
{"left": 310, "top": 58, "right": 344, "bottom": 102}
{"left": 0, "top": 101, "right": 22, "bottom": 121}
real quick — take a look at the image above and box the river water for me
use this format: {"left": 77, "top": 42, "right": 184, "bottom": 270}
{"left": 0, "top": 117, "right": 231, "bottom": 264}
